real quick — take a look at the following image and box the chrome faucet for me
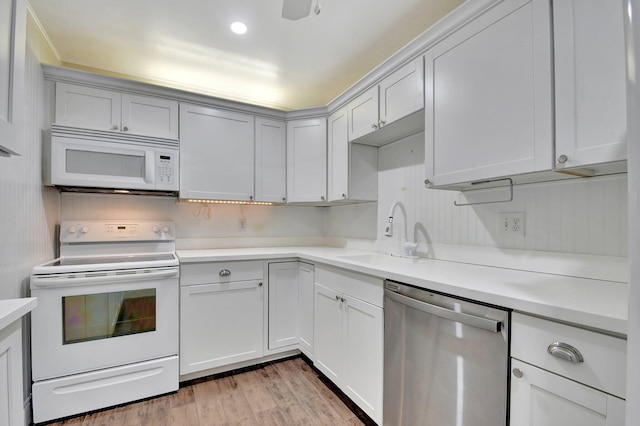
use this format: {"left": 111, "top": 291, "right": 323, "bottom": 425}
{"left": 385, "top": 201, "right": 418, "bottom": 257}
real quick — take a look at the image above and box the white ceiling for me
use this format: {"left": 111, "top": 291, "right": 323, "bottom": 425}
{"left": 28, "top": 0, "right": 464, "bottom": 111}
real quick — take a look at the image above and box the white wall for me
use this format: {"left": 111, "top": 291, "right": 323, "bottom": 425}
{"left": 327, "top": 132, "right": 628, "bottom": 258}
{"left": 0, "top": 48, "right": 58, "bottom": 300}
{"left": 60, "top": 193, "right": 328, "bottom": 248}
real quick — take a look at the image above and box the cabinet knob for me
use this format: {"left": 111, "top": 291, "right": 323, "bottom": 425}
{"left": 122, "top": 126, "right": 129, "bottom": 132}
{"left": 342, "top": 193, "right": 346, "bottom": 199}
{"left": 110, "top": 125, "right": 118, "bottom": 131}
{"left": 258, "top": 282, "right": 263, "bottom": 287}
{"left": 379, "top": 119, "right": 386, "bottom": 127}
{"left": 249, "top": 195, "right": 254, "bottom": 201}
{"left": 335, "top": 295, "right": 340, "bottom": 301}
{"left": 371, "top": 123, "right": 378, "bottom": 129}
{"left": 282, "top": 197, "right": 286, "bottom": 202}
{"left": 547, "top": 342, "right": 584, "bottom": 363}
{"left": 321, "top": 195, "right": 325, "bottom": 201}
{"left": 424, "top": 179, "right": 432, "bottom": 186}
{"left": 512, "top": 368, "right": 523, "bottom": 378}
{"left": 219, "top": 269, "right": 231, "bottom": 277}
{"left": 557, "top": 154, "right": 568, "bottom": 164}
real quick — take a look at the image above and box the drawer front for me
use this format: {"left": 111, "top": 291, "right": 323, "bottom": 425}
{"left": 315, "top": 265, "right": 383, "bottom": 307}
{"left": 511, "top": 312, "right": 626, "bottom": 398}
{"left": 180, "top": 260, "right": 263, "bottom": 286}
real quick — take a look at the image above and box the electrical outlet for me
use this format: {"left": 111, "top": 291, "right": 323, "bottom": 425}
{"left": 499, "top": 212, "right": 525, "bottom": 236}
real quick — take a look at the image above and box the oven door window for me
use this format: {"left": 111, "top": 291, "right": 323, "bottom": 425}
{"left": 63, "top": 289, "right": 156, "bottom": 344}
{"left": 66, "top": 149, "right": 145, "bottom": 178}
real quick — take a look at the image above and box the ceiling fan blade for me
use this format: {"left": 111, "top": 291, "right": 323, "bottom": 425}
{"left": 282, "top": 0, "right": 312, "bottom": 20}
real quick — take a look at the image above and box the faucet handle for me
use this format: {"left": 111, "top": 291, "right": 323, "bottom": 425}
{"left": 402, "top": 241, "right": 419, "bottom": 257}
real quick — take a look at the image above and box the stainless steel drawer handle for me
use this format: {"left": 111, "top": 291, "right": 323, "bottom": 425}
{"left": 547, "top": 342, "right": 584, "bottom": 363}
{"left": 219, "top": 269, "right": 231, "bottom": 277}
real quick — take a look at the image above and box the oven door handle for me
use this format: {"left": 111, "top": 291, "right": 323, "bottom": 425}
{"left": 31, "top": 268, "right": 178, "bottom": 288}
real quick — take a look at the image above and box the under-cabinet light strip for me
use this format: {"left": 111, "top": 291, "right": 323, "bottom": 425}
{"left": 183, "top": 199, "right": 274, "bottom": 206}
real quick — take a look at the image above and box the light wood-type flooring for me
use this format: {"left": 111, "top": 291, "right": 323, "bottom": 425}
{"left": 44, "top": 356, "right": 372, "bottom": 426}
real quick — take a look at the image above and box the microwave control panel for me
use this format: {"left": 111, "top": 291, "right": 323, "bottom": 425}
{"left": 156, "top": 150, "right": 177, "bottom": 189}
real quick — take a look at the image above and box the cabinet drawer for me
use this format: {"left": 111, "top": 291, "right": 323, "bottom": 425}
{"left": 511, "top": 313, "right": 626, "bottom": 398}
{"left": 180, "top": 260, "right": 263, "bottom": 286}
{"left": 315, "top": 265, "right": 383, "bottom": 307}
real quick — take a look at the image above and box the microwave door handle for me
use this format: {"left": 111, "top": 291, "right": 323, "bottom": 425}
{"left": 144, "top": 150, "right": 155, "bottom": 184}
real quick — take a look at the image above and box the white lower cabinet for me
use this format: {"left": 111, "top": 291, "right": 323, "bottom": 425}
{"left": 314, "top": 266, "right": 383, "bottom": 424}
{"left": 510, "top": 313, "right": 626, "bottom": 426}
{"left": 0, "top": 319, "right": 23, "bottom": 426}
{"left": 180, "top": 261, "right": 264, "bottom": 375}
{"left": 268, "top": 261, "right": 315, "bottom": 358}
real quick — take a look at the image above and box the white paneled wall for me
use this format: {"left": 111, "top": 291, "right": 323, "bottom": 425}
{"left": 0, "top": 46, "right": 58, "bottom": 301}
{"left": 329, "top": 132, "right": 628, "bottom": 258}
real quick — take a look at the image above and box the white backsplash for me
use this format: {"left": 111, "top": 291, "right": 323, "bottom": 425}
{"left": 327, "top": 132, "right": 628, "bottom": 258}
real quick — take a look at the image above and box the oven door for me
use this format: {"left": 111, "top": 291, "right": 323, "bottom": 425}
{"left": 30, "top": 267, "right": 179, "bottom": 381}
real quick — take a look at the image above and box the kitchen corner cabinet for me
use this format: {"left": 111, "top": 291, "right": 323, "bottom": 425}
{"left": 255, "top": 118, "right": 287, "bottom": 203}
{"left": 424, "top": 0, "right": 553, "bottom": 188}
{"left": 327, "top": 108, "right": 378, "bottom": 202}
{"left": 267, "top": 261, "right": 315, "bottom": 358}
{"left": 510, "top": 313, "right": 626, "bottom": 426}
{"left": 347, "top": 58, "right": 424, "bottom": 145}
{"left": 314, "top": 266, "right": 383, "bottom": 424}
{"left": 286, "top": 118, "right": 327, "bottom": 203}
{"left": 179, "top": 261, "right": 264, "bottom": 375}
{"left": 0, "top": 0, "right": 26, "bottom": 156}
{"left": 55, "top": 83, "right": 179, "bottom": 140}
{"left": 180, "top": 103, "right": 255, "bottom": 201}
{"left": 552, "top": 0, "right": 627, "bottom": 171}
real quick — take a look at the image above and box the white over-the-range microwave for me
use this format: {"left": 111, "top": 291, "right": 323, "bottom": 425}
{"left": 44, "top": 126, "right": 179, "bottom": 194}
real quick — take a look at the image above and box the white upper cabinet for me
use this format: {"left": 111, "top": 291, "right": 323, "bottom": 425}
{"left": 424, "top": 0, "right": 553, "bottom": 188}
{"left": 328, "top": 107, "right": 377, "bottom": 202}
{"left": 347, "top": 58, "right": 424, "bottom": 145}
{"left": 180, "top": 103, "right": 255, "bottom": 201}
{"left": 287, "top": 118, "right": 327, "bottom": 203}
{"left": 255, "top": 118, "right": 286, "bottom": 203}
{"left": 0, "top": 0, "right": 26, "bottom": 156}
{"left": 55, "top": 83, "right": 179, "bottom": 140}
{"left": 553, "top": 0, "right": 627, "bottom": 171}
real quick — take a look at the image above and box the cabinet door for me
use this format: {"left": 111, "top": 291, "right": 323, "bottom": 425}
{"left": 0, "top": 0, "right": 26, "bottom": 156}
{"left": 327, "top": 108, "right": 349, "bottom": 201}
{"left": 121, "top": 93, "right": 178, "bottom": 140}
{"left": 553, "top": 0, "right": 627, "bottom": 169}
{"left": 180, "top": 280, "right": 263, "bottom": 374}
{"left": 510, "top": 359, "right": 625, "bottom": 426}
{"left": 313, "top": 283, "right": 342, "bottom": 383}
{"left": 55, "top": 83, "right": 122, "bottom": 132}
{"left": 0, "top": 320, "right": 23, "bottom": 426}
{"left": 255, "top": 118, "right": 287, "bottom": 202}
{"left": 180, "top": 103, "right": 255, "bottom": 201}
{"left": 342, "top": 295, "right": 383, "bottom": 425}
{"left": 268, "top": 262, "right": 299, "bottom": 350}
{"left": 286, "top": 118, "right": 327, "bottom": 203}
{"left": 347, "top": 86, "right": 379, "bottom": 142}
{"left": 425, "top": 0, "right": 552, "bottom": 187}
{"left": 298, "top": 262, "right": 315, "bottom": 358}
{"left": 379, "top": 58, "right": 424, "bottom": 127}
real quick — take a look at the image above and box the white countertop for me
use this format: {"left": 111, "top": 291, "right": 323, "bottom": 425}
{"left": 0, "top": 297, "right": 37, "bottom": 331}
{"left": 177, "top": 247, "right": 628, "bottom": 336}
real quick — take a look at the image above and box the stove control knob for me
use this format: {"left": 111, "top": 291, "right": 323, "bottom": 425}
{"left": 152, "top": 225, "right": 159, "bottom": 233}
{"left": 68, "top": 226, "right": 78, "bottom": 234}
{"left": 162, "top": 226, "right": 170, "bottom": 234}
{"left": 80, "top": 226, "right": 89, "bottom": 234}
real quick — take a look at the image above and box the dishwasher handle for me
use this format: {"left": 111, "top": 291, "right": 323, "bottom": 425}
{"left": 385, "top": 290, "right": 502, "bottom": 333}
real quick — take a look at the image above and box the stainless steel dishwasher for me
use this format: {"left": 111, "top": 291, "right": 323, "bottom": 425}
{"left": 384, "top": 280, "right": 510, "bottom": 426}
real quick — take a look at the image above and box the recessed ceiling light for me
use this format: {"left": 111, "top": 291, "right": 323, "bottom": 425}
{"left": 231, "top": 21, "right": 247, "bottom": 35}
